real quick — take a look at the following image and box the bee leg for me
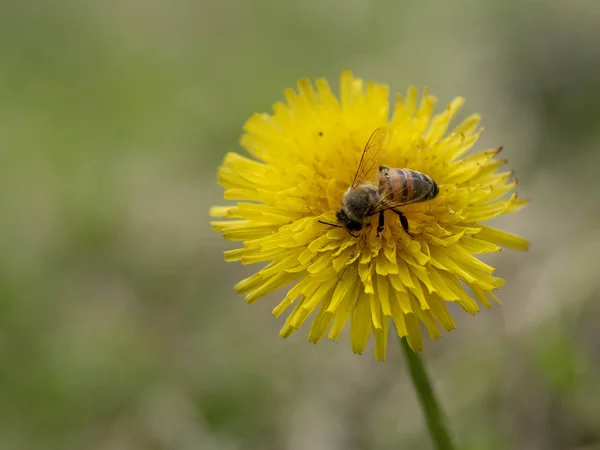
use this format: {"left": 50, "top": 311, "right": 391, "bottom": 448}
{"left": 391, "top": 209, "right": 412, "bottom": 237}
{"left": 377, "top": 211, "right": 385, "bottom": 236}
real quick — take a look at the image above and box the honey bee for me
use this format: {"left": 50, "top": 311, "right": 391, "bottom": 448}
{"left": 319, "top": 127, "right": 439, "bottom": 237}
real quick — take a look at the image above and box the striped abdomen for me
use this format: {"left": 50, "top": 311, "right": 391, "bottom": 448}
{"left": 377, "top": 166, "right": 439, "bottom": 206}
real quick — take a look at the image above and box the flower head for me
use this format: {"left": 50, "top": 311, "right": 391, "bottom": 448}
{"left": 211, "top": 71, "right": 528, "bottom": 360}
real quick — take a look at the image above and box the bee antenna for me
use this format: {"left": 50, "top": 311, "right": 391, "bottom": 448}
{"left": 318, "top": 219, "right": 342, "bottom": 228}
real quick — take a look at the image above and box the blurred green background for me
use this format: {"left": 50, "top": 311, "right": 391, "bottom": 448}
{"left": 2, "top": 1, "right": 600, "bottom": 449}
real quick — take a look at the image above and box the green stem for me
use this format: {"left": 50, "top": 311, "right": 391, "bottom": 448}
{"left": 400, "top": 337, "right": 456, "bottom": 450}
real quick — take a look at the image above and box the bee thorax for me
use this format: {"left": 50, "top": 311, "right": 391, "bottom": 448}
{"left": 341, "top": 185, "right": 380, "bottom": 223}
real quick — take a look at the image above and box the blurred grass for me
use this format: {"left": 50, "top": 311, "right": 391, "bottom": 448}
{"left": 1, "top": 1, "right": 600, "bottom": 449}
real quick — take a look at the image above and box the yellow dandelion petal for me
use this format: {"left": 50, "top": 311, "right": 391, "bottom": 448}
{"left": 211, "top": 71, "right": 528, "bottom": 360}
{"left": 351, "top": 291, "right": 372, "bottom": 354}
{"left": 373, "top": 311, "right": 390, "bottom": 362}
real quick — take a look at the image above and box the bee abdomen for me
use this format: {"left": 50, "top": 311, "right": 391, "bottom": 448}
{"left": 380, "top": 167, "right": 437, "bottom": 204}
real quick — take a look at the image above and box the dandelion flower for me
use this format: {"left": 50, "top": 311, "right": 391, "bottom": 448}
{"left": 211, "top": 71, "right": 528, "bottom": 361}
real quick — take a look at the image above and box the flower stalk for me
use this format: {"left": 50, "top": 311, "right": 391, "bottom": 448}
{"left": 400, "top": 337, "right": 455, "bottom": 450}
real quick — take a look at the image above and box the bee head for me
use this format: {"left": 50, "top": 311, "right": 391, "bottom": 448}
{"left": 336, "top": 209, "right": 362, "bottom": 232}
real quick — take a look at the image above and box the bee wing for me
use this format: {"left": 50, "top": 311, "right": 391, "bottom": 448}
{"left": 371, "top": 175, "right": 435, "bottom": 213}
{"left": 351, "top": 127, "right": 390, "bottom": 188}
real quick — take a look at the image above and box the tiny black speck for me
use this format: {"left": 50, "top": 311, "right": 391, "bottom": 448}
{"left": 318, "top": 131, "right": 323, "bottom": 136}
